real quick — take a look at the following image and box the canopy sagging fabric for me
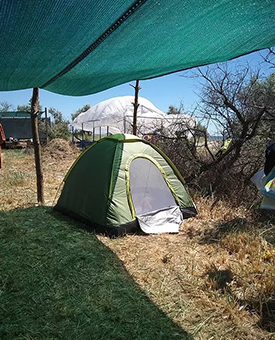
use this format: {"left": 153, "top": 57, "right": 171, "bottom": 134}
{"left": 0, "top": 1, "right": 275, "bottom": 96}
{"left": 72, "top": 96, "right": 196, "bottom": 136}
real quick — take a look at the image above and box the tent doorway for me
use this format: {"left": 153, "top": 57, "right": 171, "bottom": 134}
{"left": 128, "top": 157, "right": 181, "bottom": 233}
{"left": 129, "top": 157, "right": 176, "bottom": 215}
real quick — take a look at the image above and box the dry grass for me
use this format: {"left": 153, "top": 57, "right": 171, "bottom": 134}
{"left": 1, "top": 140, "right": 275, "bottom": 339}
{"left": 0, "top": 139, "right": 79, "bottom": 209}
{"left": 98, "top": 216, "right": 275, "bottom": 339}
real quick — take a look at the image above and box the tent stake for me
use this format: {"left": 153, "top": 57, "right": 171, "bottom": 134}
{"left": 130, "top": 80, "right": 141, "bottom": 135}
{"left": 31, "top": 87, "right": 44, "bottom": 204}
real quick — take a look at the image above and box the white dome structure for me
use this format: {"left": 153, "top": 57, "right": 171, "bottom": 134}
{"left": 72, "top": 96, "right": 195, "bottom": 136}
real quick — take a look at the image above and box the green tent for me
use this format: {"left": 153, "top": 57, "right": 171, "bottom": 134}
{"left": 55, "top": 134, "right": 197, "bottom": 236}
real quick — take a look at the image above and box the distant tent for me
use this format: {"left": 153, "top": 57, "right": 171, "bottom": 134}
{"left": 55, "top": 134, "right": 197, "bottom": 236}
{"left": 72, "top": 96, "right": 195, "bottom": 137}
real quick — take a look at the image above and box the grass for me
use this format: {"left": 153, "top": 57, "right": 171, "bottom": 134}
{"left": 0, "top": 207, "right": 191, "bottom": 340}
{"left": 1, "top": 143, "right": 275, "bottom": 339}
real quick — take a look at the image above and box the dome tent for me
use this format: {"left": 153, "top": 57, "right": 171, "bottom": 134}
{"left": 55, "top": 134, "right": 197, "bottom": 236}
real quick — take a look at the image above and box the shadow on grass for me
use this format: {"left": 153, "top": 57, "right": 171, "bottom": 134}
{"left": 254, "top": 209, "right": 275, "bottom": 246}
{"left": 206, "top": 268, "right": 275, "bottom": 333}
{"left": 0, "top": 206, "right": 192, "bottom": 340}
{"left": 257, "top": 299, "right": 275, "bottom": 333}
{"left": 208, "top": 213, "right": 275, "bottom": 247}
{"left": 197, "top": 217, "right": 250, "bottom": 244}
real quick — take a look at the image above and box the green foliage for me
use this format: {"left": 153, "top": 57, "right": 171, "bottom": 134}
{"left": 49, "top": 107, "right": 70, "bottom": 140}
{"left": 17, "top": 97, "right": 42, "bottom": 113}
{"left": 167, "top": 105, "right": 181, "bottom": 115}
{"left": 71, "top": 104, "right": 90, "bottom": 121}
{"left": 39, "top": 107, "right": 70, "bottom": 141}
{"left": 5, "top": 170, "right": 31, "bottom": 186}
{"left": 193, "top": 121, "right": 208, "bottom": 138}
{"left": 246, "top": 72, "right": 275, "bottom": 141}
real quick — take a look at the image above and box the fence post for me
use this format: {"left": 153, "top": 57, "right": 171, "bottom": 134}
{"left": 31, "top": 87, "right": 44, "bottom": 204}
{"left": 131, "top": 80, "right": 141, "bottom": 135}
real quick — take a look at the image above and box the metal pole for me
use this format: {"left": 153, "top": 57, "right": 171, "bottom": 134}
{"left": 31, "top": 87, "right": 44, "bottom": 204}
{"left": 71, "top": 126, "right": 74, "bottom": 143}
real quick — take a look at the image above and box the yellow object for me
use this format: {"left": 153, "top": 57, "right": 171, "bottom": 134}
{"left": 262, "top": 249, "right": 275, "bottom": 261}
{"left": 221, "top": 138, "right": 232, "bottom": 154}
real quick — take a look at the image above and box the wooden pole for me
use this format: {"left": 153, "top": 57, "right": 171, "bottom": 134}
{"left": 130, "top": 80, "right": 141, "bottom": 135}
{"left": 45, "top": 107, "right": 49, "bottom": 144}
{"left": 31, "top": 87, "right": 44, "bottom": 204}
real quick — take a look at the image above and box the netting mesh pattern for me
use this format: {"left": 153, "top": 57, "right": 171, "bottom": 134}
{"left": 0, "top": 1, "right": 275, "bottom": 95}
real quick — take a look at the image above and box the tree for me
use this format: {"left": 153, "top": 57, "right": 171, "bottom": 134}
{"left": 195, "top": 65, "right": 272, "bottom": 162}
{"left": 37, "top": 107, "right": 70, "bottom": 141}
{"left": 262, "top": 47, "right": 275, "bottom": 69}
{"left": 154, "top": 63, "right": 275, "bottom": 204}
{"left": 47, "top": 108, "right": 70, "bottom": 140}
{"left": 17, "top": 98, "right": 42, "bottom": 113}
{"left": 149, "top": 104, "right": 208, "bottom": 181}
{"left": 71, "top": 104, "right": 90, "bottom": 121}
{"left": 187, "top": 64, "right": 275, "bottom": 201}
{"left": 0, "top": 101, "right": 14, "bottom": 112}
{"left": 167, "top": 105, "right": 181, "bottom": 115}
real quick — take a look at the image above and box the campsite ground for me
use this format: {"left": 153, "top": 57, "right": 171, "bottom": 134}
{"left": 0, "top": 140, "right": 275, "bottom": 340}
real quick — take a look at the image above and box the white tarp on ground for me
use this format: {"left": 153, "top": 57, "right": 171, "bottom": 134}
{"left": 72, "top": 96, "right": 195, "bottom": 136}
{"left": 137, "top": 206, "right": 182, "bottom": 234}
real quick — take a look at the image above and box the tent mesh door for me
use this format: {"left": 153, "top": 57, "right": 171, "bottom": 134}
{"left": 129, "top": 157, "right": 176, "bottom": 215}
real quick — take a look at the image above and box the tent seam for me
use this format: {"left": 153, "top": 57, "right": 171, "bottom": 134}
{"left": 106, "top": 139, "right": 122, "bottom": 226}
{"left": 41, "top": 0, "right": 148, "bottom": 89}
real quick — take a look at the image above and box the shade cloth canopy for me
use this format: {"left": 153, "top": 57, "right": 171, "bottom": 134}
{"left": 72, "top": 96, "right": 195, "bottom": 135}
{"left": 1, "top": 1, "right": 275, "bottom": 96}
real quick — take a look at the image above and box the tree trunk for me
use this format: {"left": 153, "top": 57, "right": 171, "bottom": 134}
{"left": 31, "top": 87, "right": 44, "bottom": 204}
{"left": 132, "top": 80, "right": 140, "bottom": 135}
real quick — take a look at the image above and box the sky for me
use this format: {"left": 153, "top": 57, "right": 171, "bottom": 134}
{"left": 0, "top": 48, "right": 273, "bottom": 124}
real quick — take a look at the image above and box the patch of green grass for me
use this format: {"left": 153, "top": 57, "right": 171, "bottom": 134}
{"left": 0, "top": 207, "right": 192, "bottom": 340}
{"left": 2, "top": 149, "right": 27, "bottom": 159}
{"left": 5, "top": 170, "right": 31, "bottom": 186}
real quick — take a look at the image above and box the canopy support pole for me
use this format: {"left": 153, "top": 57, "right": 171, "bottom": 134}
{"left": 45, "top": 107, "right": 49, "bottom": 144}
{"left": 131, "top": 80, "right": 141, "bottom": 135}
{"left": 31, "top": 87, "right": 44, "bottom": 204}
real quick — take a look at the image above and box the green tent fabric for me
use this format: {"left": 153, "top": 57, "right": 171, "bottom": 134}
{"left": 55, "top": 134, "right": 197, "bottom": 236}
{"left": 0, "top": 1, "right": 275, "bottom": 96}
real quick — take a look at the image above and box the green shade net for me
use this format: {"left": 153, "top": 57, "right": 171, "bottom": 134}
{"left": 0, "top": 0, "right": 275, "bottom": 96}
